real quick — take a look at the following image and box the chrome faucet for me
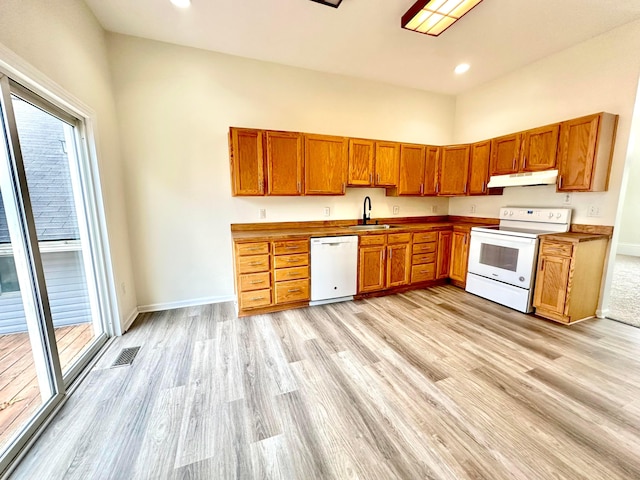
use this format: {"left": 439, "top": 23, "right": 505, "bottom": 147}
{"left": 363, "top": 196, "right": 372, "bottom": 225}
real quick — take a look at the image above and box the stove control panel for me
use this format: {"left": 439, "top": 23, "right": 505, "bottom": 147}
{"left": 499, "top": 207, "right": 572, "bottom": 224}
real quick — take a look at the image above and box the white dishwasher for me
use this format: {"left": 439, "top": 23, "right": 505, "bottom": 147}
{"left": 310, "top": 236, "right": 358, "bottom": 306}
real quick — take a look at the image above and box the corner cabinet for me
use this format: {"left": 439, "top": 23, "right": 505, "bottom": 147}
{"left": 557, "top": 113, "right": 618, "bottom": 192}
{"left": 533, "top": 235, "right": 608, "bottom": 324}
{"left": 304, "top": 134, "right": 348, "bottom": 195}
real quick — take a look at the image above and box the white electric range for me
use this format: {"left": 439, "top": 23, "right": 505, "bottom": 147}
{"left": 466, "top": 207, "right": 572, "bottom": 313}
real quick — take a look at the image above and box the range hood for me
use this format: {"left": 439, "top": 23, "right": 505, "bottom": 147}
{"left": 487, "top": 169, "right": 558, "bottom": 188}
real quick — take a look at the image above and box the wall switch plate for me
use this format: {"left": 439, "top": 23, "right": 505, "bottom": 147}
{"left": 431, "top": 205, "right": 438, "bottom": 213}
{"left": 323, "top": 207, "right": 330, "bottom": 217}
{"left": 259, "top": 208, "right": 266, "bottom": 219}
{"left": 393, "top": 205, "right": 400, "bottom": 215}
{"left": 562, "top": 193, "right": 572, "bottom": 205}
{"left": 587, "top": 205, "right": 601, "bottom": 217}
{"left": 470, "top": 204, "right": 477, "bottom": 214}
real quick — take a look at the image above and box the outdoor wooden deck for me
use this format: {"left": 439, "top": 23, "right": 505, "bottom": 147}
{"left": 0, "top": 323, "right": 93, "bottom": 447}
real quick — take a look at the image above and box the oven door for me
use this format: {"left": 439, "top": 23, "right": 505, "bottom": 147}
{"left": 468, "top": 231, "right": 539, "bottom": 288}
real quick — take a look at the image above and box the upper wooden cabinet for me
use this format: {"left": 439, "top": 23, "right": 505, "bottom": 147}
{"left": 557, "top": 113, "right": 618, "bottom": 192}
{"left": 304, "top": 134, "right": 348, "bottom": 195}
{"left": 468, "top": 140, "right": 491, "bottom": 195}
{"left": 374, "top": 141, "right": 400, "bottom": 187}
{"left": 438, "top": 145, "right": 470, "bottom": 196}
{"left": 347, "top": 138, "right": 374, "bottom": 186}
{"left": 397, "top": 144, "right": 426, "bottom": 195}
{"left": 520, "top": 124, "right": 559, "bottom": 172}
{"left": 490, "top": 133, "right": 521, "bottom": 176}
{"left": 229, "top": 128, "right": 265, "bottom": 196}
{"left": 424, "top": 146, "right": 439, "bottom": 196}
{"left": 266, "top": 131, "right": 303, "bottom": 195}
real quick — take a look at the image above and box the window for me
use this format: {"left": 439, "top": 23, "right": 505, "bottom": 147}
{"left": 0, "top": 255, "right": 19, "bottom": 294}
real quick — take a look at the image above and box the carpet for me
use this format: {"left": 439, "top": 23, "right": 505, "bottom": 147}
{"left": 608, "top": 254, "right": 640, "bottom": 327}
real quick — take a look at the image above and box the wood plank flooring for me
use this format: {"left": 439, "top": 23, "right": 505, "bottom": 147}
{"left": 7, "top": 286, "right": 640, "bottom": 479}
{"left": 0, "top": 323, "right": 93, "bottom": 447}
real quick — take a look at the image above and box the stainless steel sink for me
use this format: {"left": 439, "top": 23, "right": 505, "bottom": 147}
{"left": 348, "top": 224, "right": 397, "bottom": 231}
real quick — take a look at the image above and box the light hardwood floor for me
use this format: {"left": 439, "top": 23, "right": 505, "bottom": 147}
{"left": 8, "top": 286, "right": 640, "bottom": 479}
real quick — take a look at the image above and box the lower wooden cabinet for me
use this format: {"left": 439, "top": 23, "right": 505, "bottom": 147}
{"left": 533, "top": 234, "right": 608, "bottom": 324}
{"left": 358, "top": 233, "right": 411, "bottom": 293}
{"left": 449, "top": 229, "right": 470, "bottom": 288}
{"left": 436, "top": 231, "right": 452, "bottom": 279}
{"left": 358, "top": 243, "right": 386, "bottom": 293}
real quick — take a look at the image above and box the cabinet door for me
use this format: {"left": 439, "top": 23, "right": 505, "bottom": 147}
{"left": 304, "top": 134, "right": 348, "bottom": 195}
{"left": 374, "top": 141, "right": 400, "bottom": 186}
{"left": 348, "top": 138, "right": 374, "bottom": 186}
{"left": 521, "top": 124, "right": 559, "bottom": 172}
{"left": 358, "top": 245, "right": 386, "bottom": 293}
{"left": 556, "top": 114, "right": 600, "bottom": 191}
{"left": 387, "top": 244, "right": 410, "bottom": 287}
{"left": 266, "top": 131, "right": 303, "bottom": 195}
{"left": 398, "top": 144, "right": 426, "bottom": 195}
{"left": 468, "top": 140, "right": 490, "bottom": 195}
{"left": 449, "top": 231, "right": 469, "bottom": 283}
{"left": 533, "top": 255, "right": 571, "bottom": 315}
{"left": 490, "top": 133, "right": 521, "bottom": 176}
{"left": 438, "top": 145, "right": 470, "bottom": 196}
{"left": 436, "top": 231, "right": 452, "bottom": 279}
{"left": 230, "top": 128, "right": 265, "bottom": 196}
{"left": 424, "top": 146, "right": 439, "bottom": 196}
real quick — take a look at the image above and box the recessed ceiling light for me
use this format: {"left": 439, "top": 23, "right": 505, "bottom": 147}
{"left": 170, "top": 0, "right": 191, "bottom": 8}
{"left": 455, "top": 63, "right": 470, "bottom": 74}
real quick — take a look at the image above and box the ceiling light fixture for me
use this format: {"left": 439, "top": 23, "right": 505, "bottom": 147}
{"left": 455, "top": 63, "right": 470, "bottom": 74}
{"left": 402, "top": 0, "right": 483, "bottom": 37}
{"left": 170, "top": 0, "right": 191, "bottom": 8}
{"left": 309, "top": 0, "right": 343, "bottom": 8}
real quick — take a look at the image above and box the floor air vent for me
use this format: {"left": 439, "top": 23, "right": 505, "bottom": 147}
{"left": 111, "top": 346, "right": 141, "bottom": 367}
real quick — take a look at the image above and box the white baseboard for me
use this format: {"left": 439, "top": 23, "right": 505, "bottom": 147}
{"left": 137, "top": 295, "right": 236, "bottom": 313}
{"left": 617, "top": 243, "right": 640, "bottom": 257}
{"left": 122, "top": 307, "right": 139, "bottom": 333}
{"left": 596, "top": 308, "right": 609, "bottom": 319}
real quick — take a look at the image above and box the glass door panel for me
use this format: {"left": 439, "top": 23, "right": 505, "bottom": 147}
{"left": 10, "top": 95, "right": 102, "bottom": 377}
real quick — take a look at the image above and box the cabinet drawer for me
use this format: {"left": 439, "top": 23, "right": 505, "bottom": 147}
{"left": 412, "top": 242, "right": 436, "bottom": 254}
{"left": 274, "top": 254, "right": 308, "bottom": 269}
{"left": 541, "top": 241, "right": 573, "bottom": 257}
{"left": 388, "top": 233, "right": 411, "bottom": 244}
{"left": 275, "top": 279, "right": 310, "bottom": 304}
{"left": 413, "top": 232, "right": 437, "bottom": 243}
{"left": 236, "top": 242, "right": 269, "bottom": 256}
{"left": 273, "top": 239, "right": 309, "bottom": 255}
{"left": 411, "top": 264, "right": 435, "bottom": 283}
{"left": 360, "top": 234, "right": 386, "bottom": 246}
{"left": 239, "top": 272, "right": 271, "bottom": 292}
{"left": 239, "top": 289, "right": 271, "bottom": 309}
{"left": 237, "top": 254, "right": 270, "bottom": 274}
{"left": 274, "top": 266, "right": 309, "bottom": 282}
{"left": 412, "top": 252, "right": 436, "bottom": 265}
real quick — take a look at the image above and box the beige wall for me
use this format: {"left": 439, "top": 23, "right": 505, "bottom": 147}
{"left": 106, "top": 34, "right": 455, "bottom": 309}
{"left": 450, "top": 20, "right": 640, "bottom": 226}
{"left": 617, "top": 154, "right": 640, "bottom": 256}
{"left": 0, "top": 0, "right": 137, "bottom": 330}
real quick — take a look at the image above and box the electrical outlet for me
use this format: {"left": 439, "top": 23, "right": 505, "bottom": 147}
{"left": 431, "top": 205, "right": 438, "bottom": 213}
{"left": 323, "top": 207, "right": 330, "bottom": 217}
{"left": 393, "top": 205, "right": 400, "bottom": 215}
{"left": 470, "top": 204, "right": 477, "bottom": 214}
{"left": 587, "top": 205, "right": 601, "bottom": 217}
{"left": 562, "top": 193, "right": 572, "bottom": 205}
{"left": 259, "top": 208, "right": 266, "bottom": 219}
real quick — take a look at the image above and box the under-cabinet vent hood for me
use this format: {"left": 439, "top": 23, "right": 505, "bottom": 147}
{"left": 487, "top": 169, "right": 558, "bottom": 188}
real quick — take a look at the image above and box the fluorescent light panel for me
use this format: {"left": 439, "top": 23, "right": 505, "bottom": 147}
{"left": 309, "top": 0, "right": 343, "bottom": 7}
{"left": 402, "top": 0, "right": 483, "bottom": 36}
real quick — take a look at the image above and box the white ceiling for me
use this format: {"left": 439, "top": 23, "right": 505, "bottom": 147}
{"left": 84, "top": 0, "right": 640, "bottom": 95}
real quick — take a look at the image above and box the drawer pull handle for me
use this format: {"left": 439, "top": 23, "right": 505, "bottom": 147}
{"left": 250, "top": 280, "right": 265, "bottom": 284}
{"left": 286, "top": 259, "right": 299, "bottom": 263}
{"left": 420, "top": 270, "right": 429, "bottom": 274}
{"left": 249, "top": 262, "right": 263, "bottom": 266}
{"left": 285, "top": 245, "right": 300, "bottom": 249}
{"left": 250, "top": 296, "right": 265, "bottom": 301}
{"left": 288, "top": 288, "right": 301, "bottom": 293}
{"left": 247, "top": 247, "right": 261, "bottom": 251}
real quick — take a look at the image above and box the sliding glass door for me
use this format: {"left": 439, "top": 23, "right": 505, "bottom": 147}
{"left": 0, "top": 74, "right": 110, "bottom": 471}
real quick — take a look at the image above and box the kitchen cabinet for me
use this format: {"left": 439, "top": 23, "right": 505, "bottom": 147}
{"left": 490, "top": 133, "right": 521, "bottom": 176}
{"left": 436, "top": 230, "right": 452, "bottom": 279}
{"left": 386, "top": 233, "right": 411, "bottom": 287}
{"left": 347, "top": 138, "right": 375, "bottom": 186}
{"left": 410, "top": 231, "right": 437, "bottom": 283}
{"left": 358, "top": 233, "right": 410, "bottom": 292}
{"left": 397, "top": 144, "right": 426, "bottom": 195}
{"left": 304, "top": 134, "right": 348, "bottom": 195}
{"left": 520, "top": 124, "right": 559, "bottom": 172}
{"left": 438, "top": 145, "right": 470, "bottom": 196}
{"left": 533, "top": 235, "right": 608, "bottom": 324}
{"left": 229, "top": 128, "right": 265, "bottom": 196}
{"left": 557, "top": 113, "right": 618, "bottom": 192}
{"left": 266, "top": 131, "right": 304, "bottom": 195}
{"left": 375, "top": 142, "right": 400, "bottom": 187}
{"left": 449, "top": 229, "right": 470, "bottom": 288}
{"left": 424, "top": 146, "right": 439, "bottom": 196}
{"left": 468, "top": 140, "right": 491, "bottom": 195}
